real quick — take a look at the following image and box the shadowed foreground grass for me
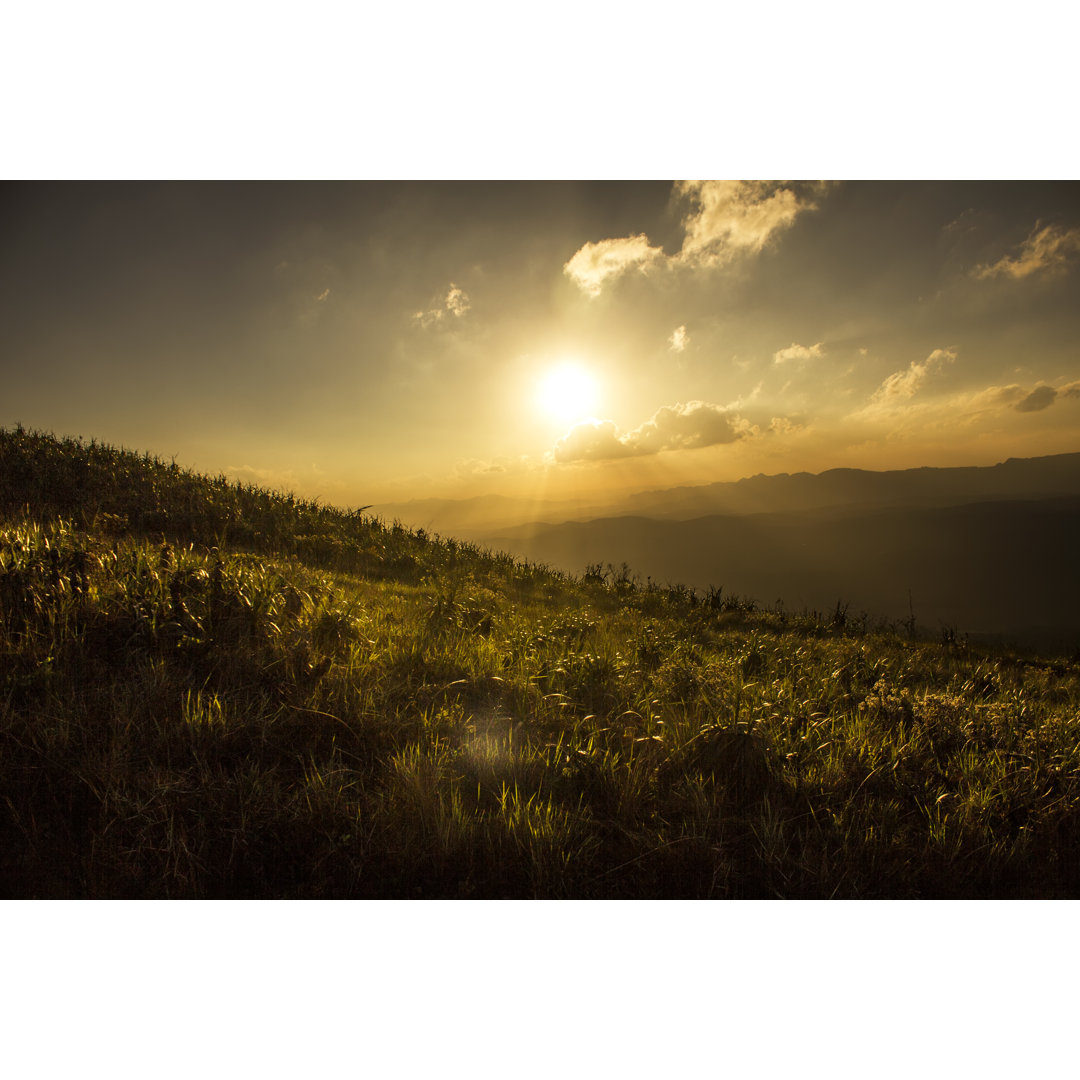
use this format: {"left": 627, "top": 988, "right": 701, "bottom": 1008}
{"left": 3, "top": 426, "right": 1079, "bottom": 898}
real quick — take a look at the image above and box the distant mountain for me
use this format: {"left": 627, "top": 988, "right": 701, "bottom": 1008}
{"left": 370, "top": 492, "right": 600, "bottom": 536}
{"left": 375, "top": 452, "right": 1080, "bottom": 537}
{"left": 483, "top": 496, "right": 1080, "bottom": 647}
{"left": 615, "top": 453, "right": 1080, "bottom": 520}
{"left": 375, "top": 452, "right": 1080, "bottom": 646}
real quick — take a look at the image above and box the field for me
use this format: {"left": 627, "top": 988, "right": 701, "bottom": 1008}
{"left": 3, "top": 426, "right": 1079, "bottom": 898}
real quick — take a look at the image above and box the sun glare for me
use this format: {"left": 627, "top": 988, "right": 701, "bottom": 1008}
{"left": 537, "top": 363, "right": 599, "bottom": 424}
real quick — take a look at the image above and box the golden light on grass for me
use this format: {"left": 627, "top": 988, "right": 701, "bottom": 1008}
{"left": 536, "top": 362, "right": 599, "bottom": 424}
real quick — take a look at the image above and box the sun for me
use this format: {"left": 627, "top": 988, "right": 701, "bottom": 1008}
{"left": 536, "top": 362, "right": 599, "bottom": 424}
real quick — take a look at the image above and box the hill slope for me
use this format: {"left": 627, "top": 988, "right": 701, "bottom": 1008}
{"left": 3, "top": 427, "right": 1080, "bottom": 898}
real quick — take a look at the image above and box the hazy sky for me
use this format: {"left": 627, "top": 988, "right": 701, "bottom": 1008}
{"left": 4, "top": 181, "right": 1079, "bottom": 506}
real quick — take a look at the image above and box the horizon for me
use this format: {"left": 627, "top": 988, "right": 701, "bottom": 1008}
{"left": 374, "top": 445, "right": 1080, "bottom": 512}
{"left": 4, "top": 181, "right": 1080, "bottom": 509}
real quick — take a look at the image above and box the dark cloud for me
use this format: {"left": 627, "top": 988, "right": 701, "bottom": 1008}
{"left": 1015, "top": 385, "right": 1058, "bottom": 413}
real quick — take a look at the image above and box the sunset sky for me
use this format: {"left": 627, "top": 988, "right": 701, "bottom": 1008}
{"left": 4, "top": 181, "right": 1079, "bottom": 507}
{"left": 4, "top": 1, "right": 1078, "bottom": 1031}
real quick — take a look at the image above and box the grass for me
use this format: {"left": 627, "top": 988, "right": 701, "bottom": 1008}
{"left": 2, "top": 425, "right": 1080, "bottom": 898}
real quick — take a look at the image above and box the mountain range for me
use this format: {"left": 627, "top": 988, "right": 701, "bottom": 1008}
{"left": 378, "top": 453, "right": 1080, "bottom": 648}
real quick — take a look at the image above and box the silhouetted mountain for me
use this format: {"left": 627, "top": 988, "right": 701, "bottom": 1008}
{"left": 374, "top": 453, "right": 1080, "bottom": 647}
{"left": 607, "top": 452, "right": 1080, "bottom": 520}
{"left": 376, "top": 452, "right": 1080, "bottom": 537}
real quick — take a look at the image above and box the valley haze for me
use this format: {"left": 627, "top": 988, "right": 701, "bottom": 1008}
{"left": 377, "top": 452, "right": 1080, "bottom": 649}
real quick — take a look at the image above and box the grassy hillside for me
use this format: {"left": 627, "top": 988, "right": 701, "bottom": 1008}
{"left": 3, "top": 426, "right": 1079, "bottom": 898}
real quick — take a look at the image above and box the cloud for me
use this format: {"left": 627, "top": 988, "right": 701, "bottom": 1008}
{"left": 563, "top": 181, "right": 824, "bottom": 296}
{"left": 965, "top": 384, "right": 1026, "bottom": 411}
{"left": 453, "top": 457, "right": 510, "bottom": 478}
{"left": 562, "top": 234, "right": 664, "bottom": 297}
{"left": 552, "top": 401, "right": 750, "bottom": 463}
{"left": 631, "top": 401, "right": 750, "bottom": 454}
{"left": 768, "top": 416, "right": 805, "bottom": 436}
{"left": 975, "top": 223, "right": 1080, "bottom": 281}
{"left": 837, "top": 372, "right": 1080, "bottom": 448}
{"left": 931, "top": 381, "right": 1077, "bottom": 424}
{"left": 869, "top": 348, "right": 957, "bottom": 407}
{"left": 773, "top": 341, "right": 824, "bottom": 365}
{"left": 669, "top": 325, "right": 689, "bottom": 352}
{"left": 1015, "top": 385, "right": 1058, "bottom": 413}
{"left": 445, "top": 284, "right": 470, "bottom": 317}
{"left": 413, "top": 282, "right": 472, "bottom": 327}
{"left": 675, "top": 180, "right": 814, "bottom": 268}
{"left": 551, "top": 419, "right": 633, "bottom": 463}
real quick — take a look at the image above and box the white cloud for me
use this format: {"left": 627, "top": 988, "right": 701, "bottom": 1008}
{"left": 552, "top": 401, "right": 751, "bottom": 463}
{"left": 563, "top": 181, "right": 824, "bottom": 297}
{"left": 773, "top": 341, "right": 824, "bottom": 365}
{"left": 847, "top": 374, "right": 1080, "bottom": 435}
{"left": 630, "top": 401, "right": 751, "bottom": 453}
{"left": 413, "top": 282, "right": 472, "bottom": 327}
{"left": 562, "top": 234, "right": 664, "bottom": 297}
{"left": 767, "top": 416, "right": 804, "bottom": 436}
{"left": 445, "top": 284, "right": 470, "bottom": 317}
{"left": 669, "top": 325, "right": 689, "bottom": 352}
{"left": 975, "top": 223, "right": 1080, "bottom": 281}
{"left": 869, "top": 348, "right": 957, "bottom": 408}
{"left": 675, "top": 180, "right": 814, "bottom": 268}
{"left": 551, "top": 419, "right": 632, "bottom": 463}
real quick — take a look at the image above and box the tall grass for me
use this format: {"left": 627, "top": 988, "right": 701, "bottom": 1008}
{"left": 2, "top": 426, "right": 1079, "bottom": 897}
